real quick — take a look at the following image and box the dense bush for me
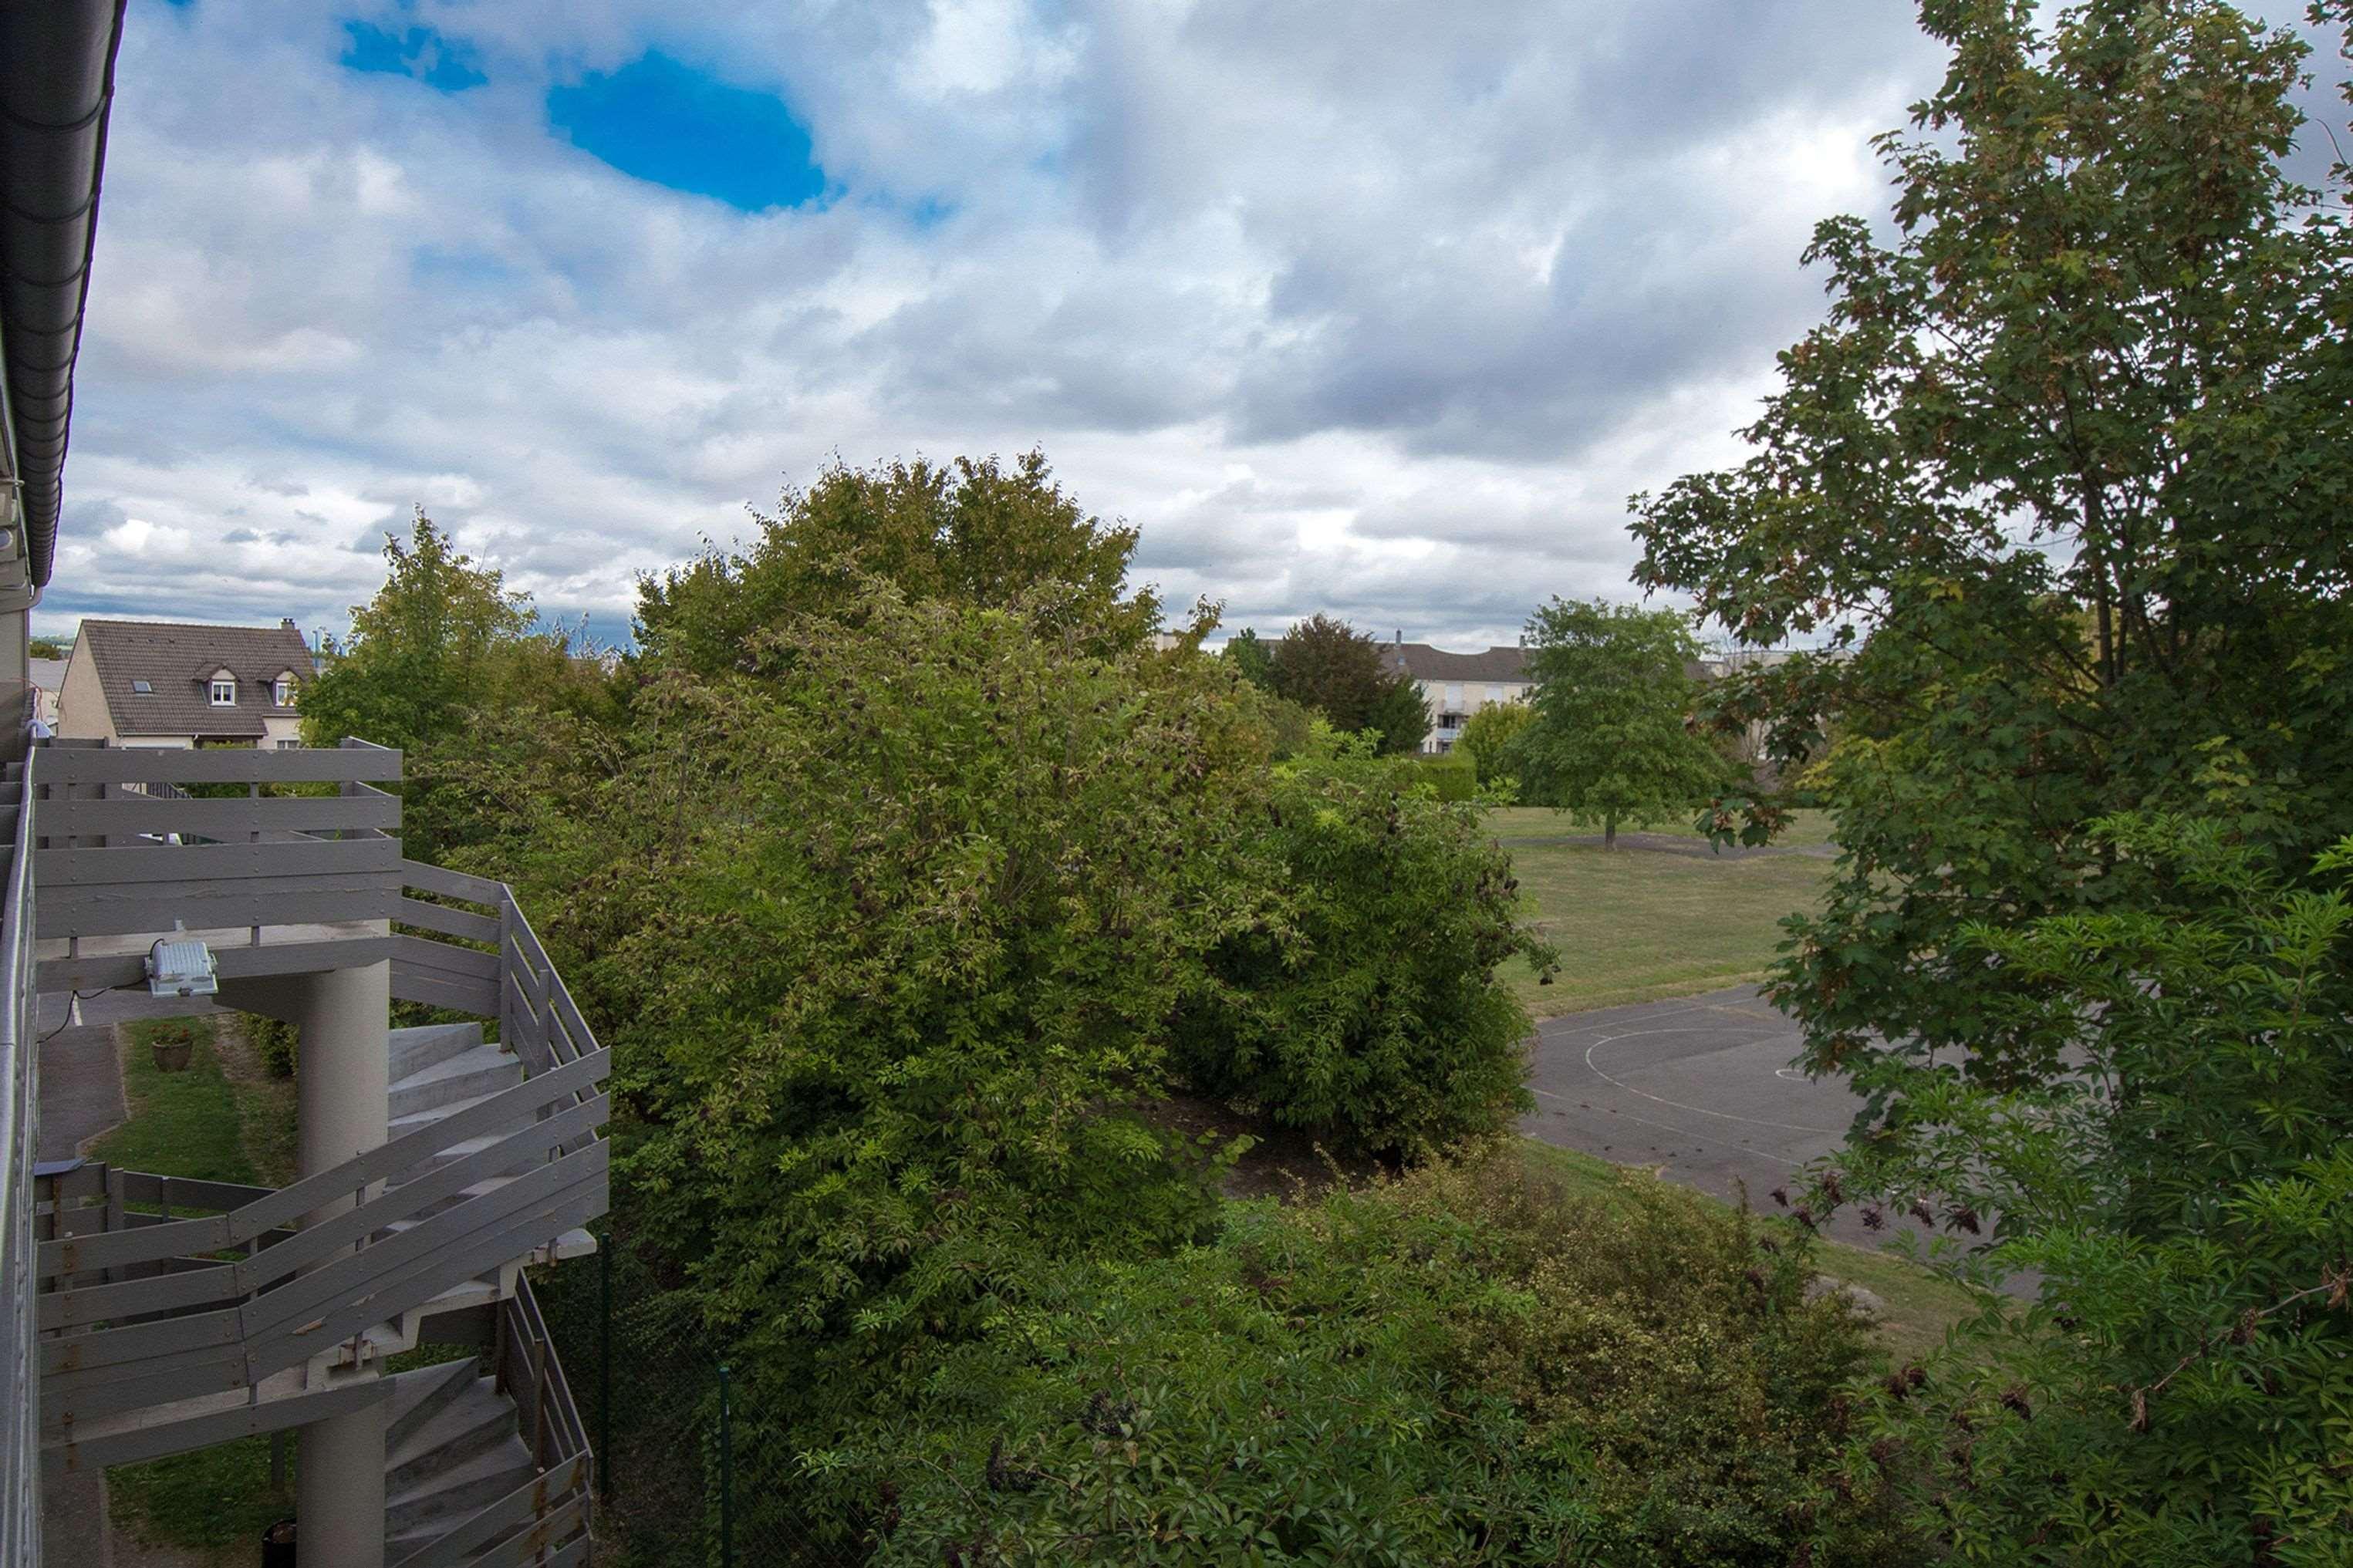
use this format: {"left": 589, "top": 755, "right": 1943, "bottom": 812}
{"left": 1818, "top": 819, "right": 2353, "bottom": 1566}
{"left": 244, "top": 1013, "right": 297, "bottom": 1079}
{"left": 862, "top": 1145, "right": 1908, "bottom": 1566}
{"left": 1174, "top": 750, "right": 1556, "bottom": 1156}
{"left": 1455, "top": 700, "right": 1533, "bottom": 787}
{"left": 1413, "top": 750, "right": 1478, "bottom": 801}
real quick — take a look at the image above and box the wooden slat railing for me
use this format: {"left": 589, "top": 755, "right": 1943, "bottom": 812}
{"left": 30, "top": 740, "right": 407, "bottom": 972}
{"left": 389, "top": 1276, "right": 594, "bottom": 1568}
{"left": 36, "top": 1079, "right": 607, "bottom": 1439}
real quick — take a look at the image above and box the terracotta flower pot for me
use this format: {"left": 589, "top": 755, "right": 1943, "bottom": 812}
{"left": 149, "top": 1028, "right": 196, "bottom": 1071}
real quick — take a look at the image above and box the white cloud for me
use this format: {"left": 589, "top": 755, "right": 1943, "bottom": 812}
{"left": 42, "top": 0, "right": 1968, "bottom": 649}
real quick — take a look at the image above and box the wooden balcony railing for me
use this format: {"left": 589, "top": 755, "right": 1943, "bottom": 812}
{"left": 31, "top": 737, "right": 407, "bottom": 992}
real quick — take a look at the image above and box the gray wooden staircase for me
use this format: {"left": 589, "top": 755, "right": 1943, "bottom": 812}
{"left": 29, "top": 811, "right": 606, "bottom": 1564}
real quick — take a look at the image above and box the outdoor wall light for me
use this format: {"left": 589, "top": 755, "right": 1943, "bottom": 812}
{"left": 146, "top": 936, "right": 218, "bottom": 997}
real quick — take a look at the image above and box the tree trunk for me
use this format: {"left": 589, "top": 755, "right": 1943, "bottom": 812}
{"left": 1605, "top": 812, "right": 1617, "bottom": 851}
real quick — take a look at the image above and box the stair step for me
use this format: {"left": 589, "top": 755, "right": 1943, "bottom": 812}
{"left": 386, "top": 1132, "right": 505, "bottom": 1187}
{"left": 385, "top": 1356, "right": 481, "bottom": 1449}
{"left": 387, "top": 1377, "right": 516, "bottom": 1492}
{"left": 387, "top": 1088, "right": 511, "bottom": 1144}
{"left": 384, "top": 1435, "right": 536, "bottom": 1538}
{"left": 388, "top": 1044, "right": 521, "bottom": 1119}
{"left": 389, "top": 1021, "right": 484, "bottom": 1081}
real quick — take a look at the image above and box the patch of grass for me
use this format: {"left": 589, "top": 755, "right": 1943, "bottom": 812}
{"left": 1497, "top": 837, "right": 1832, "bottom": 1017}
{"left": 1484, "top": 805, "right": 1838, "bottom": 847}
{"left": 1517, "top": 1138, "right": 1985, "bottom": 1361}
{"left": 110, "top": 1435, "right": 290, "bottom": 1560}
{"left": 215, "top": 1015, "right": 300, "bottom": 1188}
{"left": 89, "top": 1016, "right": 257, "bottom": 1185}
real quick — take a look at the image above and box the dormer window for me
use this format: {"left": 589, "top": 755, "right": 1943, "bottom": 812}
{"left": 272, "top": 673, "right": 297, "bottom": 706}
{"left": 209, "top": 675, "right": 237, "bottom": 706}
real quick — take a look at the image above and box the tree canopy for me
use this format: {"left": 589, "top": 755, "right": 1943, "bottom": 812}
{"left": 1509, "top": 598, "right": 1730, "bottom": 847}
{"left": 1629, "top": 3, "right": 2353, "bottom": 1556}
{"left": 636, "top": 451, "right": 1162, "bottom": 674}
{"left": 1631, "top": 0, "right": 2353, "bottom": 1078}
{"left": 299, "top": 509, "right": 537, "bottom": 756}
{"left": 1268, "top": 613, "right": 1428, "bottom": 754}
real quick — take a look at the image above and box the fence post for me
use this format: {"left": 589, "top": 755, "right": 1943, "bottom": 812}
{"left": 599, "top": 1238, "right": 613, "bottom": 1501}
{"left": 717, "top": 1364, "right": 734, "bottom": 1568}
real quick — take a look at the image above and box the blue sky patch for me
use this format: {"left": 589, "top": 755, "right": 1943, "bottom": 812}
{"left": 546, "top": 52, "right": 826, "bottom": 212}
{"left": 341, "top": 21, "right": 488, "bottom": 92}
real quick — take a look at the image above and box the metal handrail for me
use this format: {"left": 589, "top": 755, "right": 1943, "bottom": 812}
{"left": 0, "top": 740, "right": 41, "bottom": 1566}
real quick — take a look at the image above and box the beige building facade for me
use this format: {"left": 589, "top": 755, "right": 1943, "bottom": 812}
{"left": 1382, "top": 640, "right": 1534, "bottom": 754}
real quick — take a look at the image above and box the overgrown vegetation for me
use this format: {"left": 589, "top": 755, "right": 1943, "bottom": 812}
{"left": 862, "top": 1145, "right": 1907, "bottom": 1567}
{"left": 1631, "top": 2, "right": 2353, "bottom": 1560}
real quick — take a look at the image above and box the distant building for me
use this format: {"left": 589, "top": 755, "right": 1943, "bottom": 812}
{"left": 56, "top": 616, "right": 315, "bottom": 748}
{"left": 1382, "top": 639, "right": 1533, "bottom": 754}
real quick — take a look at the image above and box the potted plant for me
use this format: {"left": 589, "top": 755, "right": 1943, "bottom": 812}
{"left": 148, "top": 1020, "right": 197, "bottom": 1072}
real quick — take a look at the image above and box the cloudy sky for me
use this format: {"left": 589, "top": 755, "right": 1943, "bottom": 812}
{"left": 37, "top": 1, "right": 2329, "bottom": 650}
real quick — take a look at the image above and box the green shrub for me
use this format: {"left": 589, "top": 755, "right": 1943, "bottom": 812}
{"left": 1414, "top": 750, "right": 1477, "bottom": 801}
{"left": 244, "top": 1014, "right": 297, "bottom": 1079}
{"left": 1176, "top": 762, "right": 1556, "bottom": 1155}
{"left": 863, "top": 1145, "right": 1909, "bottom": 1566}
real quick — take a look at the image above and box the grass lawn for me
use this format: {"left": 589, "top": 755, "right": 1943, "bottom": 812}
{"left": 89, "top": 1015, "right": 259, "bottom": 1185}
{"left": 1495, "top": 832, "right": 1833, "bottom": 1017}
{"left": 1517, "top": 1138, "right": 1987, "bottom": 1361}
{"left": 98, "top": 1013, "right": 305, "bottom": 1562}
{"left": 1484, "top": 804, "right": 1839, "bottom": 847}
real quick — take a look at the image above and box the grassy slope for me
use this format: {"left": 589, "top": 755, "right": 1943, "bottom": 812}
{"left": 1517, "top": 1139, "right": 1986, "bottom": 1361}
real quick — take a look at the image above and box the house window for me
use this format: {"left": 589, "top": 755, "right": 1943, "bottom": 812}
{"left": 273, "top": 675, "right": 295, "bottom": 706}
{"left": 209, "top": 676, "right": 236, "bottom": 706}
{"left": 1439, "top": 711, "right": 1467, "bottom": 731}
{"left": 1444, "top": 683, "right": 1463, "bottom": 710}
{"left": 130, "top": 679, "right": 153, "bottom": 694}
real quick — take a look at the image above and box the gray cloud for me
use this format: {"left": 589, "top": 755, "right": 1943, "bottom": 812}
{"left": 41, "top": 0, "right": 2223, "bottom": 652}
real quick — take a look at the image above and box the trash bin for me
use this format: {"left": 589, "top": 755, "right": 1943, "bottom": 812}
{"left": 260, "top": 1518, "right": 295, "bottom": 1566}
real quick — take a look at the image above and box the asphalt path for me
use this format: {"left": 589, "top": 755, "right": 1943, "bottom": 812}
{"left": 1518, "top": 985, "right": 1941, "bottom": 1254}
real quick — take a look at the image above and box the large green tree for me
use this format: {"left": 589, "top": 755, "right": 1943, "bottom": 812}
{"left": 1508, "top": 598, "right": 1731, "bottom": 848}
{"left": 299, "top": 509, "right": 536, "bottom": 755}
{"left": 1268, "top": 613, "right": 1428, "bottom": 754}
{"left": 636, "top": 450, "right": 1161, "bottom": 673}
{"left": 1629, "top": 0, "right": 2353, "bottom": 1084}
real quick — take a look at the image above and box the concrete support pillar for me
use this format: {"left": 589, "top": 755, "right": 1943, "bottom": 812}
{"left": 289, "top": 959, "right": 392, "bottom": 1568}
{"left": 297, "top": 1392, "right": 388, "bottom": 1568}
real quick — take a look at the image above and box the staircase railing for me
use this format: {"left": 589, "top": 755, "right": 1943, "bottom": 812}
{"left": 393, "top": 1276, "right": 594, "bottom": 1568}
{"left": 36, "top": 1051, "right": 607, "bottom": 1444}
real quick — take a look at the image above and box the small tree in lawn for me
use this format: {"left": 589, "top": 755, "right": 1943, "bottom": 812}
{"left": 1455, "top": 700, "right": 1533, "bottom": 787}
{"left": 1510, "top": 598, "right": 1730, "bottom": 848}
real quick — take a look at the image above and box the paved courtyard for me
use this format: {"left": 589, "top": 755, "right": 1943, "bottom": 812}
{"left": 1519, "top": 985, "right": 1939, "bottom": 1253}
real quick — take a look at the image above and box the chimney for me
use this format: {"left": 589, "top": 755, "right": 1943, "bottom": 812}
{"left": 280, "top": 617, "right": 297, "bottom": 631}
{"left": 1395, "top": 629, "right": 1403, "bottom": 646}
